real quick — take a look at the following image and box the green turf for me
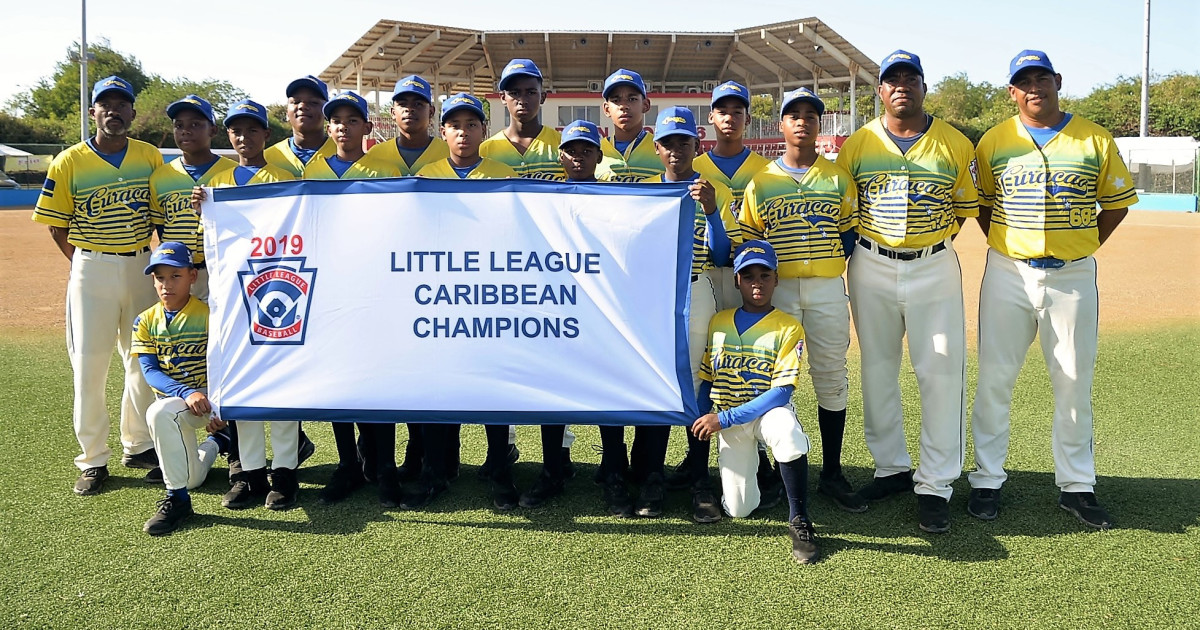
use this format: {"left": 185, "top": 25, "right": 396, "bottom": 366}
{"left": 1, "top": 326, "right": 1197, "bottom": 629}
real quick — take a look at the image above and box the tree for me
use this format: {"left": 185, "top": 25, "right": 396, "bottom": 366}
{"left": 750, "top": 94, "right": 775, "bottom": 120}
{"left": 9, "top": 40, "right": 150, "bottom": 121}
{"left": 0, "top": 112, "right": 74, "bottom": 144}
{"left": 923, "top": 73, "right": 1014, "bottom": 143}
{"left": 1067, "top": 73, "right": 1200, "bottom": 138}
{"left": 130, "top": 78, "right": 247, "bottom": 148}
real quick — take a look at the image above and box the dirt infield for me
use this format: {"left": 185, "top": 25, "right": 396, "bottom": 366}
{"left": 1, "top": 207, "right": 1197, "bottom": 335}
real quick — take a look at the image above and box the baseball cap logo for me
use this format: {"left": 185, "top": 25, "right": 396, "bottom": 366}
{"left": 1016, "top": 54, "right": 1042, "bottom": 65}
{"left": 745, "top": 246, "right": 765, "bottom": 255}
{"left": 103, "top": 78, "right": 128, "bottom": 88}
{"left": 616, "top": 74, "right": 634, "bottom": 80}
{"left": 345, "top": 94, "right": 360, "bottom": 102}
{"left": 662, "top": 116, "right": 687, "bottom": 125}
{"left": 508, "top": 63, "right": 525, "bottom": 70}
{"left": 237, "top": 103, "right": 260, "bottom": 112}
{"left": 403, "top": 79, "right": 426, "bottom": 88}
{"left": 723, "top": 84, "right": 743, "bottom": 92}
{"left": 451, "top": 97, "right": 471, "bottom": 105}
{"left": 160, "top": 248, "right": 176, "bottom": 255}
{"left": 887, "top": 53, "right": 912, "bottom": 62}
{"left": 569, "top": 126, "right": 589, "bottom": 134}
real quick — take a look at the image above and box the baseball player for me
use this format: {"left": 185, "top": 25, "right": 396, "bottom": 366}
{"left": 34, "top": 75, "right": 163, "bottom": 495}
{"left": 305, "top": 91, "right": 404, "bottom": 507}
{"left": 149, "top": 95, "right": 236, "bottom": 303}
{"left": 640, "top": 106, "right": 738, "bottom": 522}
{"left": 968, "top": 50, "right": 1136, "bottom": 530}
{"left": 364, "top": 74, "right": 449, "bottom": 177}
{"left": 264, "top": 75, "right": 336, "bottom": 177}
{"left": 407, "top": 93, "right": 519, "bottom": 511}
{"left": 480, "top": 58, "right": 565, "bottom": 181}
{"left": 691, "top": 240, "right": 819, "bottom": 564}
{"left": 740, "top": 87, "right": 865, "bottom": 514}
{"left": 597, "top": 69, "right": 663, "bottom": 182}
{"left": 208, "top": 99, "right": 297, "bottom": 187}
{"left": 837, "top": 50, "right": 978, "bottom": 534}
{"left": 135, "top": 242, "right": 226, "bottom": 535}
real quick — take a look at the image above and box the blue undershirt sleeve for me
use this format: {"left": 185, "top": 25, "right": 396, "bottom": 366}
{"left": 138, "top": 353, "right": 196, "bottom": 400}
{"left": 716, "top": 385, "right": 795, "bottom": 429}
{"left": 840, "top": 228, "right": 857, "bottom": 259}
{"left": 697, "top": 380, "right": 714, "bottom": 416}
{"left": 706, "top": 212, "right": 731, "bottom": 267}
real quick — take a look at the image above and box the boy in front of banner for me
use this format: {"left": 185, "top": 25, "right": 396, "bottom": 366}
{"left": 598, "top": 69, "right": 662, "bottom": 183}
{"left": 692, "top": 240, "right": 819, "bottom": 564}
{"left": 480, "top": 59, "right": 564, "bottom": 181}
{"left": 638, "top": 107, "right": 737, "bottom": 522}
{"left": 304, "top": 91, "right": 404, "bottom": 507}
{"left": 135, "top": 242, "right": 227, "bottom": 535}
{"left": 739, "top": 87, "right": 865, "bottom": 514}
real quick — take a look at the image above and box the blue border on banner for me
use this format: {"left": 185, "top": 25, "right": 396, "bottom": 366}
{"left": 210, "top": 175, "right": 694, "bottom": 201}
{"left": 218, "top": 408, "right": 694, "bottom": 426}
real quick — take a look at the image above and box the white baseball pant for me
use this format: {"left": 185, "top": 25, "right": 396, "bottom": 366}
{"left": 67, "top": 249, "right": 158, "bottom": 470}
{"left": 690, "top": 274, "right": 718, "bottom": 390}
{"left": 848, "top": 239, "right": 966, "bottom": 500}
{"left": 237, "top": 421, "right": 301, "bottom": 471}
{"left": 192, "top": 266, "right": 210, "bottom": 304}
{"left": 970, "top": 249, "right": 1099, "bottom": 493}
{"left": 147, "top": 397, "right": 220, "bottom": 490}
{"left": 718, "top": 405, "right": 811, "bottom": 518}
{"left": 705, "top": 266, "right": 740, "bottom": 312}
{"left": 774, "top": 276, "right": 851, "bottom": 411}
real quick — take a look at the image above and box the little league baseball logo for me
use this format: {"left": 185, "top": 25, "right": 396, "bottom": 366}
{"left": 238, "top": 257, "right": 318, "bottom": 345}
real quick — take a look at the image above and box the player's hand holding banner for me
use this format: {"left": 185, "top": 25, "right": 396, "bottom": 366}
{"left": 201, "top": 178, "right": 699, "bottom": 426}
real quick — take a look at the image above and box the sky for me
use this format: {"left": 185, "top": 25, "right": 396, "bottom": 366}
{"left": 1, "top": 0, "right": 1196, "bottom": 112}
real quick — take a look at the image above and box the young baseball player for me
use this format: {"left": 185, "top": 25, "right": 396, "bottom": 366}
{"left": 480, "top": 59, "right": 565, "bottom": 181}
{"left": 34, "top": 75, "right": 163, "bottom": 494}
{"left": 209, "top": 99, "right": 297, "bottom": 187}
{"left": 639, "top": 106, "right": 738, "bottom": 522}
{"left": 150, "top": 95, "right": 236, "bottom": 303}
{"left": 305, "top": 91, "right": 404, "bottom": 507}
{"left": 968, "top": 50, "right": 1137, "bottom": 530}
{"left": 135, "top": 242, "right": 225, "bottom": 535}
{"left": 597, "top": 69, "right": 662, "bottom": 183}
{"left": 406, "top": 93, "right": 519, "bottom": 511}
{"left": 838, "top": 50, "right": 978, "bottom": 534}
{"left": 739, "top": 87, "right": 865, "bottom": 514}
{"left": 692, "top": 239, "right": 819, "bottom": 564}
{"left": 264, "top": 75, "right": 336, "bottom": 177}
{"left": 364, "top": 74, "right": 449, "bottom": 177}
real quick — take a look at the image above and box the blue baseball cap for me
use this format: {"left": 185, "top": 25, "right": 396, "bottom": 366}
{"left": 1009, "top": 49, "right": 1056, "bottom": 83}
{"left": 440, "top": 93, "right": 486, "bottom": 123}
{"left": 732, "top": 240, "right": 779, "bottom": 273}
{"left": 91, "top": 76, "right": 135, "bottom": 104}
{"left": 559, "top": 120, "right": 602, "bottom": 148}
{"left": 498, "top": 58, "right": 542, "bottom": 91}
{"left": 392, "top": 75, "right": 433, "bottom": 103}
{"left": 285, "top": 75, "right": 329, "bottom": 101}
{"left": 710, "top": 81, "right": 750, "bottom": 108}
{"left": 654, "top": 106, "right": 698, "bottom": 141}
{"left": 780, "top": 87, "right": 825, "bottom": 117}
{"left": 879, "top": 50, "right": 924, "bottom": 80}
{"left": 166, "top": 95, "right": 216, "bottom": 124}
{"left": 323, "top": 91, "right": 369, "bottom": 120}
{"left": 144, "top": 242, "right": 194, "bottom": 275}
{"left": 603, "top": 69, "right": 646, "bottom": 98}
{"left": 223, "top": 99, "right": 270, "bottom": 128}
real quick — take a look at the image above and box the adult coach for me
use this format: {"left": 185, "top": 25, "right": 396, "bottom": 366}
{"left": 34, "top": 76, "right": 163, "bottom": 494}
{"left": 837, "top": 51, "right": 978, "bottom": 533}
{"left": 967, "top": 50, "right": 1136, "bottom": 530}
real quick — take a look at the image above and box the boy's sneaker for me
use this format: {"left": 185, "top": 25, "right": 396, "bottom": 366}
{"left": 74, "top": 466, "right": 109, "bottom": 496}
{"left": 297, "top": 431, "right": 316, "bottom": 466}
{"left": 478, "top": 444, "right": 520, "bottom": 480}
{"left": 691, "top": 481, "right": 722, "bottom": 524}
{"left": 399, "top": 474, "right": 449, "bottom": 510}
{"left": 122, "top": 448, "right": 159, "bottom": 470}
{"left": 144, "top": 496, "right": 195, "bottom": 536}
{"left": 602, "top": 473, "right": 634, "bottom": 518}
{"left": 967, "top": 488, "right": 1000, "bottom": 521}
{"left": 222, "top": 468, "right": 270, "bottom": 509}
{"left": 519, "top": 472, "right": 566, "bottom": 509}
{"left": 855, "top": 470, "right": 914, "bottom": 503}
{"left": 787, "top": 516, "right": 820, "bottom": 564}
{"left": 1059, "top": 491, "right": 1114, "bottom": 530}
{"left": 665, "top": 453, "right": 694, "bottom": 490}
{"left": 756, "top": 483, "right": 784, "bottom": 511}
{"left": 265, "top": 467, "right": 299, "bottom": 511}
{"left": 491, "top": 466, "right": 520, "bottom": 511}
{"left": 817, "top": 472, "right": 868, "bottom": 513}
{"left": 917, "top": 494, "right": 951, "bottom": 534}
{"left": 144, "top": 467, "right": 164, "bottom": 484}
{"left": 634, "top": 472, "right": 666, "bottom": 518}
{"left": 318, "top": 463, "right": 366, "bottom": 505}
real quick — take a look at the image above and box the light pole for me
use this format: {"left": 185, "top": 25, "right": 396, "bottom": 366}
{"left": 1140, "top": 0, "right": 1150, "bottom": 137}
{"left": 79, "top": 0, "right": 88, "bottom": 142}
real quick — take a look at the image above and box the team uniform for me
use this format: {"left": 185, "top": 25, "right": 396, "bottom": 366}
{"left": 480, "top": 126, "right": 566, "bottom": 180}
{"left": 416, "top": 158, "right": 518, "bottom": 179}
{"left": 837, "top": 114, "right": 978, "bottom": 502}
{"left": 969, "top": 114, "right": 1137, "bottom": 497}
{"left": 695, "top": 149, "right": 770, "bottom": 309}
{"left": 264, "top": 137, "right": 336, "bottom": 178}
{"left": 207, "top": 162, "right": 294, "bottom": 187}
{"left": 302, "top": 153, "right": 401, "bottom": 180}
{"left": 598, "top": 132, "right": 663, "bottom": 183}
{"left": 149, "top": 156, "right": 237, "bottom": 301}
{"left": 33, "top": 135, "right": 163, "bottom": 473}
{"left": 364, "top": 137, "right": 449, "bottom": 176}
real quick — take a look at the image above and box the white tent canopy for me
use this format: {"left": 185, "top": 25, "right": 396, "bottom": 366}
{"left": 1114, "top": 136, "right": 1198, "bottom": 167}
{"left": 0, "top": 144, "right": 33, "bottom": 157}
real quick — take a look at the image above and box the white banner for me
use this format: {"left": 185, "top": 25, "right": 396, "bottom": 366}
{"left": 201, "top": 177, "right": 698, "bottom": 426}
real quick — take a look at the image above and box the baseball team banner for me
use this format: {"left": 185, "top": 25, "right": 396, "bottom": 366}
{"left": 201, "top": 177, "right": 699, "bottom": 426}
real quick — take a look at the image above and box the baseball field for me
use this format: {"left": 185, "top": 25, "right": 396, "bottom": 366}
{"left": 1, "top": 208, "right": 1197, "bottom": 629}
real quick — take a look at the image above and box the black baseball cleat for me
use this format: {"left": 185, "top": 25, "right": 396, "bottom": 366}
{"left": 1059, "top": 491, "right": 1114, "bottom": 530}
{"left": 398, "top": 475, "right": 449, "bottom": 510}
{"left": 691, "top": 481, "right": 722, "bottom": 524}
{"left": 297, "top": 431, "right": 316, "bottom": 467}
{"left": 818, "top": 472, "right": 868, "bottom": 513}
{"left": 491, "top": 467, "right": 520, "bottom": 511}
{"left": 265, "top": 467, "right": 299, "bottom": 511}
{"left": 222, "top": 468, "right": 270, "bottom": 509}
{"left": 318, "top": 463, "right": 367, "bottom": 505}
{"left": 602, "top": 473, "right": 634, "bottom": 518}
{"left": 967, "top": 488, "right": 1000, "bottom": 521}
{"left": 917, "top": 494, "right": 951, "bottom": 534}
{"left": 855, "top": 470, "right": 914, "bottom": 503}
{"left": 478, "top": 444, "right": 520, "bottom": 480}
{"left": 756, "top": 482, "right": 784, "bottom": 511}
{"left": 787, "top": 516, "right": 820, "bottom": 565}
{"left": 143, "top": 496, "right": 195, "bottom": 536}
{"left": 74, "top": 466, "right": 109, "bottom": 496}
{"left": 377, "top": 467, "right": 402, "bottom": 509}
{"left": 519, "top": 472, "right": 566, "bottom": 509}
{"left": 144, "top": 467, "right": 164, "bottom": 484}
{"left": 122, "top": 448, "right": 159, "bottom": 470}
{"left": 634, "top": 472, "right": 666, "bottom": 518}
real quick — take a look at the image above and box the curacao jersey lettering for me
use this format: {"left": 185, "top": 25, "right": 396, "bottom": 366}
{"left": 264, "top": 137, "right": 336, "bottom": 177}
{"left": 365, "top": 137, "right": 450, "bottom": 176}
{"left": 206, "top": 163, "right": 295, "bottom": 187}
{"left": 837, "top": 117, "right": 979, "bottom": 249}
{"left": 32, "top": 139, "right": 164, "bottom": 252}
{"left": 700, "top": 308, "right": 804, "bottom": 412}
{"left": 416, "top": 158, "right": 518, "bottom": 180}
{"left": 302, "top": 153, "right": 402, "bottom": 180}
{"left": 976, "top": 115, "right": 1138, "bottom": 260}
{"left": 480, "top": 126, "right": 565, "bottom": 180}
{"left": 741, "top": 157, "right": 858, "bottom": 278}
{"left": 598, "top": 132, "right": 664, "bottom": 183}
{"left": 150, "top": 157, "right": 238, "bottom": 264}
{"left": 640, "top": 175, "right": 738, "bottom": 276}
{"left": 131, "top": 296, "right": 208, "bottom": 397}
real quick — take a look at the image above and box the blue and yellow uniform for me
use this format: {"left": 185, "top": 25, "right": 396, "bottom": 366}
{"left": 365, "top": 137, "right": 450, "bottom": 177}
{"left": 416, "top": 158, "right": 518, "bottom": 179}
{"left": 639, "top": 174, "right": 737, "bottom": 278}
{"left": 131, "top": 296, "right": 208, "bottom": 398}
{"left": 599, "top": 132, "right": 662, "bottom": 183}
{"left": 207, "top": 163, "right": 295, "bottom": 187}
{"left": 150, "top": 157, "right": 237, "bottom": 265}
{"left": 480, "top": 126, "right": 565, "bottom": 181}
{"left": 302, "top": 153, "right": 402, "bottom": 180}
{"left": 264, "top": 137, "right": 337, "bottom": 178}
{"left": 700, "top": 308, "right": 804, "bottom": 411}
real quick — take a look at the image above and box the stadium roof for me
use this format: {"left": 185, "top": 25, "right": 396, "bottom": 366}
{"left": 320, "top": 18, "right": 880, "bottom": 98}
